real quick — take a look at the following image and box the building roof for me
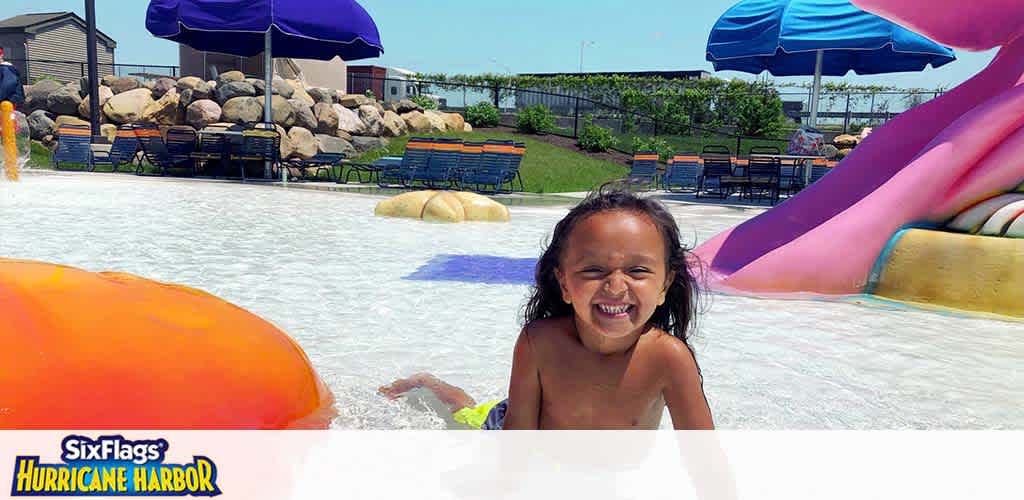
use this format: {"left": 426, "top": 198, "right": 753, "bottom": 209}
{"left": 0, "top": 11, "right": 117, "bottom": 48}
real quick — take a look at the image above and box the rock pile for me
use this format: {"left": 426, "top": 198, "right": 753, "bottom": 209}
{"left": 22, "top": 71, "right": 471, "bottom": 160}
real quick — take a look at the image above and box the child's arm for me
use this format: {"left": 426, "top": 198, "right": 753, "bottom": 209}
{"left": 502, "top": 327, "right": 542, "bottom": 429}
{"left": 662, "top": 340, "right": 714, "bottom": 430}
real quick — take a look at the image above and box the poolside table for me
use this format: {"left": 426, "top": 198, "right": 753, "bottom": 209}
{"left": 750, "top": 153, "right": 825, "bottom": 186}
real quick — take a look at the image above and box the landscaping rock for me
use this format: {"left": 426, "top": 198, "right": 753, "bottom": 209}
{"left": 77, "top": 85, "right": 113, "bottom": 118}
{"left": 270, "top": 94, "right": 294, "bottom": 126}
{"left": 315, "top": 133, "right": 355, "bottom": 157}
{"left": 820, "top": 144, "right": 840, "bottom": 159}
{"left": 215, "top": 70, "right": 245, "bottom": 89}
{"left": 424, "top": 110, "right": 448, "bottom": 132}
{"left": 27, "top": 110, "right": 55, "bottom": 140}
{"left": 383, "top": 101, "right": 398, "bottom": 113}
{"left": 46, "top": 86, "right": 83, "bottom": 116}
{"left": 287, "top": 126, "right": 318, "bottom": 159}
{"left": 357, "top": 104, "right": 384, "bottom": 136}
{"left": 351, "top": 136, "right": 389, "bottom": 153}
{"left": 215, "top": 81, "right": 256, "bottom": 104}
{"left": 401, "top": 110, "right": 432, "bottom": 134}
{"left": 151, "top": 78, "right": 177, "bottom": 99}
{"left": 101, "top": 75, "right": 118, "bottom": 87}
{"left": 24, "top": 79, "right": 62, "bottom": 113}
{"left": 274, "top": 124, "right": 295, "bottom": 159}
{"left": 102, "top": 88, "right": 155, "bottom": 124}
{"left": 442, "top": 112, "right": 465, "bottom": 133}
{"left": 100, "top": 123, "right": 117, "bottom": 143}
{"left": 339, "top": 94, "right": 372, "bottom": 109}
{"left": 381, "top": 110, "right": 407, "bottom": 137}
{"left": 55, "top": 115, "right": 90, "bottom": 128}
{"left": 179, "top": 81, "right": 213, "bottom": 108}
{"left": 221, "top": 96, "right": 263, "bottom": 124}
{"left": 834, "top": 134, "right": 859, "bottom": 148}
{"left": 108, "top": 77, "right": 141, "bottom": 94}
{"left": 140, "top": 88, "right": 182, "bottom": 125}
{"left": 335, "top": 129, "right": 352, "bottom": 142}
{"left": 40, "top": 135, "right": 57, "bottom": 150}
{"left": 396, "top": 98, "right": 423, "bottom": 114}
{"left": 175, "top": 76, "right": 204, "bottom": 91}
{"left": 247, "top": 78, "right": 295, "bottom": 98}
{"left": 333, "top": 103, "right": 366, "bottom": 135}
{"left": 313, "top": 102, "right": 338, "bottom": 135}
{"left": 463, "top": 122, "right": 473, "bottom": 132}
{"left": 307, "top": 87, "right": 333, "bottom": 104}
{"left": 186, "top": 99, "right": 222, "bottom": 129}
{"left": 286, "top": 79, "right": 314, "bottom": 105}
{"left": 290, "top": 99, "right": 318, "bottom": 131}
{"left": 141, "top": 79, "right": 156, "bottom": 91}
{"left": 837, "top": 148, "right": 854, "bottom": 159}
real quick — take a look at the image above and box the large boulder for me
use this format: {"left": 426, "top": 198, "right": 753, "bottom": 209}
{"left": 102, "top": 88, "right": 155, "bottom": 124}
{"left": 357, "top": 105, "right": 384, "bottom": 136}
{"left": 151, "top": 78, "right": 177, "bottom": 99}
{"left": 101, "top": 75, "right": 119, "bottom": 87}
{"left": 108, "top": 77, "right": 141, "bottom": 95}
{"left": 313, "top": 102, "right": 338, "bottom": 135}
{"left": 175, "top": 76, "right": 204, "bottom": 91}
{"left": 24, "top": 79, "right": 62, "bottom": 113}
{"left": 247, "top": 78, "right": 295, "bottom": 99}
{"left": 833, "top": 134, "right": 859, "bottom": 148}
{"left": 306, "top": 87, "right": 334, "bottom": 104}
{"left": 442, "top": 112, "right": 465, "bottom": 132}
{"left": 27, "top": 110, "right": 56, "bottom": 140}
{"left": 290, "top": 99, "right": 318, "bottom": 131}
{"left": 351, "top": 136, "right": 389, "bottom": 153}
{"left": 401, "top": 110, "right": 432, "bottom": 134}
{"left": 315, "top": 134, "right": 355, "bottom": 157}
{"left": 45, "top": 86, "right": 83, "bottom": 116}
{"left": 380, "top": 110, "right": 408, "bottom": 137}
{"left": 215, "top": 70, "right": 245, "bottom": 89}
{"left": 463, "top": 122, "right": 473, "bottom": 132}
{"left": 140, "top": 88, "right": 182, "bottom": 125}
{"left": 274, "top": 124, "right": 295, "bottom": 159}
{"left": 215, "top": 81, "right": 256, "bottom": 104}
{"left": 186, "top": 99, "right": 222, "bottom": 129}
{"left": 221, "top": 96, "right": 263, "bottom": 124}
{"left": 338, "top": 94, "right": 372, "bottom": 109}
{"left": 395, "top": 98, "right": 424, "bottom": 114}
{"left": 424, "top": 110, "right": 449, "bottom": 132}
{"left": 287, "top": 126, "right": 318, "bottom": 159}
{"left": 286, "top": 79, "right": 314, "bottom": 105}
{"left": 77, "top": 85, "right": 114, "bottom": 118}
{"left": 179, "top": 81, "right": 213, "bottom": 108}
{"left": 333, "top": 103, "right": 366, "bottom": 135}
{"left": 55, "top": 115, "right": 90, "bottom": 128}
{"left": 270, "top": 95, "right": 295, "bottom": 126}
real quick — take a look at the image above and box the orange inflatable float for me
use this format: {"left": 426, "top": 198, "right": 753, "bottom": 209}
{"left": 0, "top": 258, "right": 335, "bottom": 429}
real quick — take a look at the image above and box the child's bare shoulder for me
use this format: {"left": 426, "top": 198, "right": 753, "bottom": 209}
{"left": 642, "top": 328, "right": 699, "bottom": 367}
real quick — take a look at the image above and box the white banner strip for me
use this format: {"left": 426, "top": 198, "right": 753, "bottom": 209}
{"left": 1, "top": 431, "right": 1020, "bottom": 500}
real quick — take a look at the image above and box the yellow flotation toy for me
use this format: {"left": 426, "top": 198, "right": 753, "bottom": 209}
{"left": 374, "top": 191, "right": 510, "bottom": 223}
{"left": 0, "top": 258, "right": 336, "bottom": 429}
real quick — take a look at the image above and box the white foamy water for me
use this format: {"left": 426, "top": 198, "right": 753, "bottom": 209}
{"left": 1, "top": 173, "right": 1021, "bottom": 429}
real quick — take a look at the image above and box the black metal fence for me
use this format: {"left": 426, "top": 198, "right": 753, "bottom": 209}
{"left": 9, "top": 59, "right": 180, "bottom": 85}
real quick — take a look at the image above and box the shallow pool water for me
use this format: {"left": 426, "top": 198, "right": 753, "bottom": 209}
{"left": 1, "top": 173, "right": 1021, "bottom": 429}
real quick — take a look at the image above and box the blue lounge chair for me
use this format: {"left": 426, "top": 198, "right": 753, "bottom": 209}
{"left": 413, "top": 138, "right": 463, "bottom": 189}
{"left": 89, "top": 125, "right": 143, "bottom": 173}
{"left": 51, "top": 124, "right": 95, "bottom": 170}
{"left": 229, "top": 127, "right": 280, "bottom": 181}
{"left": 626, "top": 151, "right": 659, "bottom": 189}
{"left": 374, "top": 137, "right": 432, "bottom": 187}
{"left": 662, "top": 153, "right": 701, "bottom": 192}
{"left": 133, "top": 124, "right": 196, "bottom": 176}
{"left": 461, "top": 140, "right": 516, "bottom": 193}
{"left": 502, "top": 142, "right": 526, "bottom": 192}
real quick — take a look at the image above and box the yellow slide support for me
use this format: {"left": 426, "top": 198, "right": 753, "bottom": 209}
{"left": 1, "top": 101, "right": 17, "bottom": 181}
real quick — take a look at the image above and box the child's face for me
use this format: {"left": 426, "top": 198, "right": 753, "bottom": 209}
{"left": 554, "top": 210, "right": 674, "bottom": 352}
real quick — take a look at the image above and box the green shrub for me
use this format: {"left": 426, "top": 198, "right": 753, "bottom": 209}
{"left": 364, "top": 89, "right": 376, "bottom": 99}
{"left": 734, "top": 91, "right": 786, "bottom": 137}
{"left": 631, "top": 136, "right": 672, "bottom": 160}
{"left": 465, "top": 102, "right": 501, "bottom": 127}
{"left": 410, "top": 94, "right": 438, "bottom": 110}
{"left": 577, "top": 116, "right": 617, "bottom": 152}
{"left": 516, "top": 104, "right": 556, "bottom": 134}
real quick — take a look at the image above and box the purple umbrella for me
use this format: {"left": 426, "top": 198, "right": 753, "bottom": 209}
{"left": 146, "top": 0, "right": 383, "bottom": 181}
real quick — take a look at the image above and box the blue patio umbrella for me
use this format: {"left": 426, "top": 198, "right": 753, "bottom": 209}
{"left": 146, "top": 0, "right": 383, "bottom": 181}
{"left": 706, "top": 0, "right": 955, "bottom": 127}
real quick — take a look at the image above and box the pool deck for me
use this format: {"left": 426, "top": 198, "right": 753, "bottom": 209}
{"left": 15, "top": 168, "right": 771, "bottom": 211}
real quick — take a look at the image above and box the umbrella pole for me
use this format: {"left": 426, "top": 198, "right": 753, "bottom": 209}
{"left": 805, "top": 49, "right": 824, "bottom": 186}
{"left": 264, "top": 29, "right": 280, "bottom": 183}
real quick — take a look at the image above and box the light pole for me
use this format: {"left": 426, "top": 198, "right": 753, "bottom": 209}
{"left": 579, "top": 40, "right": 596, "bottom": 74}
{"left": 85, "top": 0, "right": 101, "bottom": 142}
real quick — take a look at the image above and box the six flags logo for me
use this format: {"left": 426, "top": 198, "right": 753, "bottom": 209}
{"left": 10, "top": 435, "right": 221, "bottom": 497}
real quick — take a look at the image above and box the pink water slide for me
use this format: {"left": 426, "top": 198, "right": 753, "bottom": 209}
{"left": 693, "top": 0, "right": 1024, "bottom": 295}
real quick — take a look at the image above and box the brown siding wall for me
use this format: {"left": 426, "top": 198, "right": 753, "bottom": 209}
{"left": 0, "top": 34, "right": 29, "bottom": 83}
{"left": 26, "top": 19, "right": 114, "bottom": 83}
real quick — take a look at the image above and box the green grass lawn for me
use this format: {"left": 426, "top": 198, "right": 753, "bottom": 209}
{"left": 29, "top": 142, "right": 50, "bottom": 168}
{"left": 353, "top": 130, "right": 629, "bottom": 193}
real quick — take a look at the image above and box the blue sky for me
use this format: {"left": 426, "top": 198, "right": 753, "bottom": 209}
{"left": 5, "top": 0, "right": 999, "bottom": 90}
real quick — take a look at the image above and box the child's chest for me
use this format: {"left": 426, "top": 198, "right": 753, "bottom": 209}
{"left": 538, "top": 353, "right": 665, "bottom": 428}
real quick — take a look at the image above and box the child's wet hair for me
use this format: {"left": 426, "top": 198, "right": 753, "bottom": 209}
{"left": 522, "top": 182, "right": 702, "bottom": 349}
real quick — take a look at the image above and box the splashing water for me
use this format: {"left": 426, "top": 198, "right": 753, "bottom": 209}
{"left": 0, "top": 103, "right": 30, "bottom": 182}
